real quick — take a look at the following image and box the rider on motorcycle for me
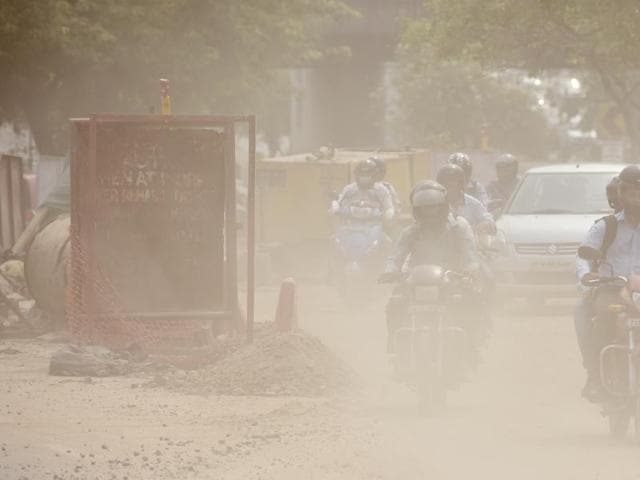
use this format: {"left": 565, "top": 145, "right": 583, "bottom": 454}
{"left": 575, "top": 165, "right": 640, "bottom": 400}
{"left": 436, "top": 164, "right": 497, "bottom": 330}
{"left": 379, "top": 180, "right": 479, "bottom": 352}
{"left": 331, "top": 158, "right": 394, "bottom": 222}
{"left": 486, "top": 153, "right": 520, "bottom": 206}
{"left": 371, "top": 156, "right": 401, "bottom": 215}
{"left": 449, "top": 152, "right": 489, "bottom": 206}
{"left": 435, "top": 164, "right": 496, "bottom": 235}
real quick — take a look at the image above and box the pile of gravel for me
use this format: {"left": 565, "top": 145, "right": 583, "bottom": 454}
{"left": 164, "top": 330, "right": 357, "bottom": 397}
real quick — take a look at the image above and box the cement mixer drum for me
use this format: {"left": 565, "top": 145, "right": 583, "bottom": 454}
{"left": 24, "top": 215, "right": 70, "bottom": 316}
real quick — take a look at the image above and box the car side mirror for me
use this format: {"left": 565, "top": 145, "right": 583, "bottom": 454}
{"left": 577, "top": 246, "right": 602, "bottom": 261}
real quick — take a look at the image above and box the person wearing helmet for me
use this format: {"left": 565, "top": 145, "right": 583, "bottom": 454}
{"left": 436, "top": 164, "right": 496, "bottom": 235}
{"left": 575, "top": 166, "right": 640, "bottom": 401}
{"left": 379, "top": 180, "right": 479, "bottom": 352}
{"left": 436, "top": 165, "right": 497, "bottom": 331}
{"left": 486, "top": 153, "right": 520, "bottom": 205}
{"left": 371, "top": 156, "right": 401, "bottom": 215}
{"left": 449, "top": 152, "right": 489, "bottom": 206}
{"left": 330, "top": 158, "right": 394, "bottom": 221}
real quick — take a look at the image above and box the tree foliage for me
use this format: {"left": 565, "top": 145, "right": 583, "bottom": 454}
{"left": 411, "top": 0, "right": 640, "bottom": 154}
{"left": 390, "top": 24, "right": 555, "bottom": 158}
{"left": 0, "top": 0, "right": 354, "bottom": 153}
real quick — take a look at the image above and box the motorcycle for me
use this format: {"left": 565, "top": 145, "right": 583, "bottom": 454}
{"left": 384, "top": 264, "right": 478, "bottom": 407}
{"left": 330, "top": 201, "right": 389, "bottom": 304}
{"left": 579, "top": 245, "right": 640, "bottom": 441}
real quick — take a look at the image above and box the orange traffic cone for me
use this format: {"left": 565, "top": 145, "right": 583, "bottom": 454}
{"left": 274, "top": 277, "right": 297, "bottom": 332}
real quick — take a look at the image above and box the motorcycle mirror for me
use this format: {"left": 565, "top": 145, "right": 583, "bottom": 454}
{"left": 577, "top": 246, "right": 602, "bottom": 261}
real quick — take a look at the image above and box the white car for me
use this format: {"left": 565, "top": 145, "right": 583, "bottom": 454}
{"left": 494, "top": 163, "right": 624, "bottom": 302}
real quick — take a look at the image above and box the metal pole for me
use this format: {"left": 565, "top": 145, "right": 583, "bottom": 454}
{"left": 224, "top": 121, "right": 239, "bottom": 331}
{"left": 87, "top": 116, "right": 98, "bottom": 342}
{"left": 160, "top": 79, "right": 171, "bottom": 115}
{"left": 409, "top": 151, "right": 415, "bottom": 187}
{"left": 247, "top": 116, "right": 256, "bottom": 343}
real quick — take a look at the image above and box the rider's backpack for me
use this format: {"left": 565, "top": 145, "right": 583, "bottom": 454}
{"left": 598, "top": 214, "right": 618, "bottom": 258}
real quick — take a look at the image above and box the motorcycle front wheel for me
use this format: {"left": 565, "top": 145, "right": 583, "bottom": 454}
{"left": 415, "top": 327, "right": 446, "bottom": 409}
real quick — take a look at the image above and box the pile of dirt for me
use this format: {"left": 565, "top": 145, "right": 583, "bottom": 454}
{"left": 162, "top": 330, "right": 358, "bottom": 397}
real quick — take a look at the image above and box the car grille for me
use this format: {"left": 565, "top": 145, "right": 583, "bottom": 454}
{"left": 514, "top": 242, "right": 580, "bottom": 255}
{"left": 512, "top": 271, "right": 576, "bottom": 285}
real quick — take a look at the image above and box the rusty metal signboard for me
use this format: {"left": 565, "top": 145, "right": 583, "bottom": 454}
{"left": 68, "top": 115, "right": 255, "bottom": 347}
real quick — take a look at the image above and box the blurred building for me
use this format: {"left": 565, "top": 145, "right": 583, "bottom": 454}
{"left": 287, "top": 0, "right": 423, "bottom": 153}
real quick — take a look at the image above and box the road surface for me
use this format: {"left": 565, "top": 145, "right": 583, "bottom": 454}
{"left": 2, "top": 284, "right": 640, "bottom": 479}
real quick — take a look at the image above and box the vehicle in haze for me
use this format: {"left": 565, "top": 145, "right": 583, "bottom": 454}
{"left": 578, "top": 245, "right": 640, "bottom": 441}
{"left": 493, "top": 163, "right": 624, "bottom": 303}
{"left": 330, "top": 200, "right": 389, "bottom": 304}
{"left": 387, "top": 265, "right": 477, "bottom": 408}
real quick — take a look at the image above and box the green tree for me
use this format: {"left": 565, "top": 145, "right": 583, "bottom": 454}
{"left": 390, "top": 28, "right": 555, "bottom": 158}
{"left": 410, "top": 0, "right": 640, "bottom": 155}
{"left": 0, "top": 0, "right": 354, "bottom": 154}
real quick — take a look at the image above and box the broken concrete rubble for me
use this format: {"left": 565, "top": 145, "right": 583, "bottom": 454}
{"left": 49, "top": 345, "right": 134, "bottom": 377}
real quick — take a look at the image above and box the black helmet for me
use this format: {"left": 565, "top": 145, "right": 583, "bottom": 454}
{"left": 448, "top": 152, "right": 472, "bottom": 180}
{"left": 619, "top": 165, "right": 640, "bottom": 184}
{"left": 370, "top": 156, "right": 386, "bottom": 180}
{"left": 410, "top": 180, "right": 446, "bottom": 204}
{"left": 410, "top": 181, "right": 449, "bottom": 226}
{"left": 496, "top": 153, "right": 518, "bottom": 171}
{"left": 436, "top": 164, "right": 466, "bottom": 192}
{"left": 496, "top": 153, "right": 519, "bottom": 182}
{"left": 353, "top": 158, "right": 377, "bottom": 188}
{"left": 606, "top": 176, "right": 621, "bottom": 212}
{"left": 618, "top": 165, "right": 640, "bottom": 211}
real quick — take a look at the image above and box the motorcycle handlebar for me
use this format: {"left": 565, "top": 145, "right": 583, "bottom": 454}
{"left": 582, "top": 275, "right": 628, "bottom": 287}
{"left": 377, "top": 269, "right": 472, "bottom": 285}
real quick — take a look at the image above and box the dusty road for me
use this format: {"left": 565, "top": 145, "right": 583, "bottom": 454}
{"left": 2, "top": 284, "right": 640, "bottom": 479}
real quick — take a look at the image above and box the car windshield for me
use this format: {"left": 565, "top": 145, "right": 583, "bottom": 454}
{"left": 507, "top": 172, "right": 617, "bottom": 215}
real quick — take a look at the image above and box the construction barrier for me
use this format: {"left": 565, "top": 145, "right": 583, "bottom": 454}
{"left": 67, "top": 114, "right": 256, "bottom": 349}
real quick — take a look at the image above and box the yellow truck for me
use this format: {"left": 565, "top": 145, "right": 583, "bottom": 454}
{"left": 255, "top": 148, "right": 433, "bottom": 280}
